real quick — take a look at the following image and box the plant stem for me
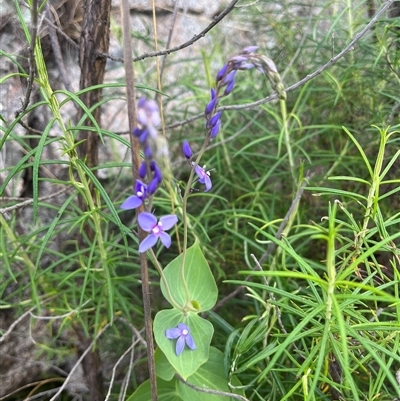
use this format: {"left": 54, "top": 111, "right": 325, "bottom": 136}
{"left": 179, "top": 140, "right": 209, "bottom": 309}
{"left": 120, "top": 0, "right": 157, "bottom": 398}
{"left": 279, "top": 98, "right": 296, "bottom": 184}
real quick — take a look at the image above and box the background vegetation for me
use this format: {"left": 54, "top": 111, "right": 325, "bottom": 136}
{"left": 0, "top": 0, "right": 399, "bottom": 400}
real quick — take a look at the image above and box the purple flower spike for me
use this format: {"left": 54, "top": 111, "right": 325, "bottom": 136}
{"left": 192, "top": 163, "right": 212, "bottom": 192}
{"left": 120, "top": 180, "right": 147, "bottom": 210}
{"left": 138, "top": 212, "right": 178, "bottom": 253}
{"left": 182, "top": 140, "right": 193, "bottom": 159}
{"left": 166, "top": 323, "right": 197, "bottom": 356}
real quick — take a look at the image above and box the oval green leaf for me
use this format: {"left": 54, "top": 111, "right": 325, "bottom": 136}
{"left": 160, "top": 241, "right": 217, "bottom": 311}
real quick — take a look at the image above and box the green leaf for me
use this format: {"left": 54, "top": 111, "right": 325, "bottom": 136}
{"left": 178, "top": 347, "right": 239, "bottom": 401}
{"left": 154, "top": 309, "right": 214, "bottom": 380}
{"left": 126, "top": 377, "right": 181, "bottom": 401}
{"left": 155, "top": 347, "right": 176, "bottom": 382}
{"left": 160, "top": 241, "right": 217, "bottom": 311}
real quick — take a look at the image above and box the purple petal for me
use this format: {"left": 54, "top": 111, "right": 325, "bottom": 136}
{"left": 194, "top": 164, "right": 205, "bottom": 180}
{"left": 205, "top": 97, "right": 217, "bottom": 115}
{"left": 144, "top": 99, "right": 161, "bottom": 126}
{"left": 242, "top": 45, "right": 258, "bottom": 54}
{"left": 148, "top": 179, "right": 159, "bottom": 194}
{"left": 152, "top": 162, "right": 163, "bottom": 182}
{"left": 159, "top": 232, "right": 172, "bottom": 248}
{"left": 229, "top": 55, "right": 248, "bottom": 65}
{"left": 207, "top": 111, "right": 222, "bottom": 129}
{"left": 133, "top": 127, "right": 143, "bottom": 137}
{"left": 236, "top": 62, "right": 255, "bottom": 70}
{"left": 177, "top": 323, "right": 190, "bottom": 331}
{"left": 120, "top": 195, "right": 142, "bottom": 210}
{"left": 204, "top": 175, "right": 212, "bottom": 192}
{"left": 138, "top": 97, "right": 147, "bottom": 108}
{"left": 139, "top": 161, "right": 147, "bottom": 178}
{"left": 210, "top": 119, "right": 221, "bottom": 139}
{"left": 165, "top": 327, "right": 182, "bottom": 339}
{"left": 144, "top": 146, "right": 152, "bottom": 159}
{"left": 224, "top": 78, "right": 235, "bottom": 96}
{"left": 176, "top": 335, "right": 185, "bottom": 356}
{"left": 138, "top": 234, "right": 158, "bottom": 253}
{"left": 216, "top": 63, "right": 229, "bottom": 81}
{"left": 139, "top": 129, "right": 149, "bottom": 143}
{"left": 210, "top": 87, "right": 217, "bottom": 100}
{"left": 222, "top": 70, "right": 237, "bottom": 85}
{"left": 182, "top": 140, "right": 193, "bottom": 159}
{"left": 137, "top": 108, "right": 148, "bottom": 126}
{"left": 138, "top": 212, "right": 157, "bottom": 231}
{"left": 134, "top": 179, "right": 147, "bottom": 194}
{"left": 185, "top": 334, "right": 197, "bottom": 350}
{"left": 159, "top": 215, "right": 178, "bottom": 230}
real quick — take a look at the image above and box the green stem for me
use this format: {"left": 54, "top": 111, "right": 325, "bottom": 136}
{"left": 149, "top": 249, "right": 182, "bottom": 310}
{"left": 179, "top": 139, "right": 209, "bottom": 310}
{"left": 280, "top": 99, "right": 296, "bottom": 184}
{"left": 355, "top": 128, "right": 387, "bottom": 254}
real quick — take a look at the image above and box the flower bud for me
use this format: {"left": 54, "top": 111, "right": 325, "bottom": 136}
{"left": 182, "top": 140, "right": 193, "bottom": 159}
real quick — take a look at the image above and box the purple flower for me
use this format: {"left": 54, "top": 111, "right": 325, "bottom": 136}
{"left": 182, "top": 140, "right": 193, "bottom": 159}
{"left": 192, "top": 162, "right": 212, "bottom": 192}
{"left": 120, "top": 180, "right": 147, "bottom": 210}
{"left": 165, "top": 323, "right": 196, "bottom": 356}
{"left": 138, "top": 212, "right": 178, "bottom": 253}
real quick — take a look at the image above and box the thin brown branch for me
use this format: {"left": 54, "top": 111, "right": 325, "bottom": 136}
{"left": 46, "top": 4, "right": 74, "bottom": 93}
{"left": 44, "top": 17, "right": 80, "bottom": 49}
{"left": 177, "top": 375, "right": 250, "bottom": 401}
{"left": 98, "top": 0, "right": 241, "bottom": 63}
{"left": 0, "top": 188, "right": 69, "bottom": 216}
{"left": 16, "top": 0, "right": 38, "bottom": 117}
{"left": 119, "top": 0, "right": 157, "bottom": 399}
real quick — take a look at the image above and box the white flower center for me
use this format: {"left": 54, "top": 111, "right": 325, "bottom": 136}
{"left": 182, "top": 329, "right": 188, "bottom": 336}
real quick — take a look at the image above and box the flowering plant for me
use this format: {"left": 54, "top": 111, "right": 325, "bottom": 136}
{"left": 123, "top": 46, "right": 286, "bottom": 398}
